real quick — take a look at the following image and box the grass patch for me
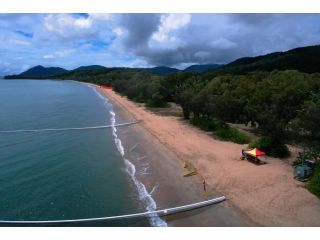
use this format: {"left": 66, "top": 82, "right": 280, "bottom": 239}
{"left": 131, "top": 97, "right": 145, "bottom": 103}
{"left": 215, "top": 124, "right": 251, "bottom": 144}
{"left": 308, "top": 166, "right": 320, "bottom": 198}
{"left": 190, "top": 117, "right": 250, "bottom": 144}
{"left": 145, "top": 100, "right": 169, "bottom": 108}
{"left": 190, "top": 116, "right": 219, "bottom": 131}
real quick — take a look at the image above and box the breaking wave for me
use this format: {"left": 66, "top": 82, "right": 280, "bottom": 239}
{"left": 91, "top": 86, "right": 167, "bottom": 227}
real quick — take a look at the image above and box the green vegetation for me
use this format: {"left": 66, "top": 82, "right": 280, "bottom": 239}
{"left": 291, "top": 92, "right": 320, "bottom": 196}
{"left": 249, "top": 136, "right": 289, "bottom": 158}
{"left": 293, "top": 149, "right": 320, "bottom": 198}
{"left": 215, "top": 125, "right": 250, "bottom": 144}
{"left": 146, "top": 92, "right": 169, "bottom": 108}
{"left": 308, "top": 166, "right": 320, "bottom": 198}
{"left": 293, "top": 150, "right": 319, "bottom": 166}
{"left": 191, "top": 117, "right": 250, "bottom": 144}
{"left": 190, "top": 116, "right": 219, "bottom": 132}
{"left": 203, "top": 45, "right": 320, "bottom": 77}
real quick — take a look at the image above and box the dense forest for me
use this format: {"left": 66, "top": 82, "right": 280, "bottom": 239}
{"left": 4, "top": 44, "right": 320, "bottom": 197}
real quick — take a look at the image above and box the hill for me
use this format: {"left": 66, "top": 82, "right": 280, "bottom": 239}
{"left": 184, "top": 64, "right": 222, "bottom": 73}
{"left": 73, "top": 65, "right": 108, "bottom": 71}
{"left": 5, "top": 65, "right": 68, "bottom": 79}
{"left": 142, "top": 66, "right": 180, "bottom": 75}
{"left": 221, "top": 45, "right": 320, "bottom": 74}
{"left": 5, "top": 44, "right": 320, "bottom": 79}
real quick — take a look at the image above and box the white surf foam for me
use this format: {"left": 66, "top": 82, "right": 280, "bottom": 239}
{"left": 109, "top": 110, "right": 167, "bottom": 227}
{"left": 91, "top": 86, "right": 167, "bottom": 227}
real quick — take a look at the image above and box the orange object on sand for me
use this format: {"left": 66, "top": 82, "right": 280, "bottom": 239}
{"left": 100, "top": 85, "right": 112, "bottom": 89}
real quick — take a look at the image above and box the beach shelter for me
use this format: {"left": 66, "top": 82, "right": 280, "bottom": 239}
{"left": 245, "top": 148, "right": 266, "bottom": 157}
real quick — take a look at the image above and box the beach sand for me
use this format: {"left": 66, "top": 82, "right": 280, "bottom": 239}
{"left": 97, "top": 86, "right": 320, "bottom": 226}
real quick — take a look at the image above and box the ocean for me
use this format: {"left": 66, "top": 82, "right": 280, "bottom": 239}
{"left": 0, "top": 80, "right": 166, "bottom": 227}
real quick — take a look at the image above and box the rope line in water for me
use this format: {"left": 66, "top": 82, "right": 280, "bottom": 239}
{"left": 0, "top": 121, "right": 141, "bottom": 133}
{"left": 0, "top": 197, "right": 225, "bottom": 224}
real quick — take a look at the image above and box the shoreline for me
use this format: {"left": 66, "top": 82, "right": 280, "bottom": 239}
{"left": 95, "top": 84, "right": 320, "bottom": 226}
{"left": 90, "top": 85, "right": 167, "bottom": 226}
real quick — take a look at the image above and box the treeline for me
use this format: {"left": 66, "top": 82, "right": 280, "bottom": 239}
{"left": 161, "top": 70, "right": 319, "bottom": 158}
{"left": 55, "top": 68, "right": 170, "bottom": 107}
{"left": 58, "top": 69, "right": 320, "bottom": 159}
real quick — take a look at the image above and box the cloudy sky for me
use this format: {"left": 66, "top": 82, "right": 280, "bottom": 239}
{"left": 0, "top": 13, "right": 320, "bottom": 75}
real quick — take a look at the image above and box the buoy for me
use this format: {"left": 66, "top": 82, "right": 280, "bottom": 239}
{"left": 0, "top": 197, "right": 226, "bottom": 225}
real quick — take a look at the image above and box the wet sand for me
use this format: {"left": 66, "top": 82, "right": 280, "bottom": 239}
{"left": 96, "top": 85, "right": 320, "bottom": 226}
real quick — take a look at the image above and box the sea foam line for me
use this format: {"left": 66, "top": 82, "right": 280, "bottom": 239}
{"left": 91, "top": 86, "right": 167, "bottom": 227}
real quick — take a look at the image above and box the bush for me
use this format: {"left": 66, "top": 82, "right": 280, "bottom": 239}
{"left": 145, "top": 92, "right": 169, "bottom": 108}
{"left": 146, "top": 99, "right": 169, "bottom": 108}
{"left": 293, "top": 151, "right": 316, "bottom": 166}
{"left": 190, "top": 117, "right": 219, "bottom": 131}
{"left": 249, "top": 136, "right": 290, "bottom": 158}
{"left": 249, "top": 136, "right": 272, "bottom": 150}
{"left": 293, "top": 152, "right": 306, "bottom": 166}
{"left": 308, "top": 166, "right": 320, "bottom": 198}
{"left": 215, "top": 124, "right": 251, "bottom": 144}
{"left": 132, "top": 96, "right": 145, "bottom": 103}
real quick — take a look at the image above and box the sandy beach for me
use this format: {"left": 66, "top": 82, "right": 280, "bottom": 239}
{"left": 97, "top": 85, "right": 320, "bottom": 226}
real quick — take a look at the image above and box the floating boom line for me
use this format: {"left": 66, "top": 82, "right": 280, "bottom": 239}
{"left": 0, "top": 196, "right": 225, "bottom": 225}
{"left": 0, "top": 121, "right": 141, "bottom": 133}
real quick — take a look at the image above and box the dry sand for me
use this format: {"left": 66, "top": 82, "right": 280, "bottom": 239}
{"left": 99, "top": 86, "right": 320, "bottom": 226}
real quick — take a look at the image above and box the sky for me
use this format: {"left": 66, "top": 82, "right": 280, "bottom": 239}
{"left": 0, "top": 13, "right": 320, "bottom": 75}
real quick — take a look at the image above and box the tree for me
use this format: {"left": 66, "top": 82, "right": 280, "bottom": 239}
{"left": 292, "top": 92, "right": 320, "bottom": 160}
{"left": 171, "top": 75, "right": 206, "bottom": 119}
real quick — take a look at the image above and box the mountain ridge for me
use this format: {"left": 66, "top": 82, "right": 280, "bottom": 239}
{"left": 220, "top": 44, "right": 320, "bottom": 74}
{"left": 4, "top": 44, "right": 320, "bottom": 79}
{"left": 4, "top": 64, "right": 221, "bottom": 79}
{"left": 15, "top": 65, "right": 68, "bottom": 78}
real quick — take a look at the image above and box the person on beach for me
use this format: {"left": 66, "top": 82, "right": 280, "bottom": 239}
{"left": 241, "top": 149, "right": 247, "bottom": 160}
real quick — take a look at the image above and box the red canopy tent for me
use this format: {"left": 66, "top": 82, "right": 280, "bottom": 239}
{"left": 245, "top": 148, "right": 266, "bottom": 157}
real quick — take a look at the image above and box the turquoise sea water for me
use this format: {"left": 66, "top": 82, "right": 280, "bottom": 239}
{"left": 0, "top": 80, "right": 163, "bottom": 226}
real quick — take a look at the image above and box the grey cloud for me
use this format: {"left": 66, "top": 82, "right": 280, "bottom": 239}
{"left": 136, "top": 44, "right": 246, "bottom": 67}
{"left": 1, "top": 13, "right": 320, "bottom": 75}
{"left": 119, "top": 13, "right": 161, "bottom": 48}
{"left": 229, "top": 13, "right": 275, "bottom": 25}
{"left": 117, "top": 14, "right": 320, "bottom": 67}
